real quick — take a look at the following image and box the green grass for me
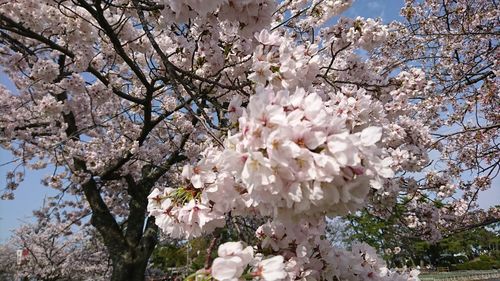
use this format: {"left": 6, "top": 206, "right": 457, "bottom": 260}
{"left": 419, "top": 270, "right": 500, "bottom": 281}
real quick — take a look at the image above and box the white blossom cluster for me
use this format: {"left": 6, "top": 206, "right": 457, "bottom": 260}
{"left": 148, "top": 85, "right": 394, "bottom": 236}
{"left": 145, "top": 81, "right": 423, "bottom": 280}
{"left": 247, "top": 219, "right": 418, "bottom": 281}
{"left": 249, "top": 30, "right": 321, "bottom": 89}
{"left": 143, "top": 16, "right": 432, "bottom": 280}
{"left": 201, "top": 237, "right": 419, "bottom": 281}
{"left": 162, "top": 0, "right": 276, "bottom": 37}
{"left": 347, "top": 18, "right": 389, "bottom": 51}
{"left": 208, "top": 241, "right": 287, "bottom": 281}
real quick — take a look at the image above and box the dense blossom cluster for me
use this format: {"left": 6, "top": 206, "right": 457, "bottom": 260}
{"left": 249, "top": 31, "right": 320, "bottom": 89}
{"left": 163, "top": 0, "right": 276, "bottom": 37}
{"left": 147, "top": 79, "right": 422, "bottom": 279}
{"left": 147, "top": 14, "right": 426, "bottom": 279}
{"left": 148, "top": 85, "right": 395, "bottom": 236}
{"left": 199, "top": 239, "right": 419, "bottom": 281}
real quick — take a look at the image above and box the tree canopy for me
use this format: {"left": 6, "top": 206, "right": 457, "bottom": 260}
{"left": 0, "top": 0, "right": 498, "bottom": 280}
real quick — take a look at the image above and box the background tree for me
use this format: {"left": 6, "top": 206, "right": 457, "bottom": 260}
{"left": 7, "top": 208, "right": 111, "bottom": 281}
{"left": 0, "top": 243, "right": 16, "bottom": 281}
{"left": 369, "top": 0, "right": 499, "bottom": 238}
{"left": 345, "top": 210, "right": 500, "bottom": 270}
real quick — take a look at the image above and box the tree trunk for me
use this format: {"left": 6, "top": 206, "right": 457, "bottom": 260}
{"left": 105, "top": 216, "right": 158, "bottom": 281}
{"left": 111, "top": 254, "right": 150, "bottom": 281}
{"left": 95, "top": 218, "right": 158, "bottom": 281}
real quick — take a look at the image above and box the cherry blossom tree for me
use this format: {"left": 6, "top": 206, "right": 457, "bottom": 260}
{"left": 0, "top": 243, "right": 16, "bottom": 281}
{"left": 0, "top": 0, "right": 497, "bottom": 280}
{"left": 365, "top": 0, "right": 500, "bottom": 239}
{"left": 4, "top": 208, "right": 111, "bottom": 281}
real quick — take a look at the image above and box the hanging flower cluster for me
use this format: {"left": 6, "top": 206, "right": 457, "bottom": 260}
{"left": 148, "top": 85, "right": 394, "bottom": 236}
{"left": 146, "top": 83, "right": 420, "bottom": 280}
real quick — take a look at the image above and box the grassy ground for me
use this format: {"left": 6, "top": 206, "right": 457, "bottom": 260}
{"left": 419, "top": 269, "right": 500, "bottom": 281}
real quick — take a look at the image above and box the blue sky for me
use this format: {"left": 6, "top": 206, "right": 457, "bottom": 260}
{"left": 0, "top": 150, "right": 60, "bottom": 241}
{"left": 346, "top": 0, "right": 403, "bottom": 22}
{"left": 0, "top": 0, "right": 498, "bottom": 242}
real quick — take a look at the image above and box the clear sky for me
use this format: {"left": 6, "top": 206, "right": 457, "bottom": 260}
{"left": 0, "top": 150, "right": 60, "bottom": 242}
{"left": 0, "top": 0, "right": 498, "bottom": 243}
